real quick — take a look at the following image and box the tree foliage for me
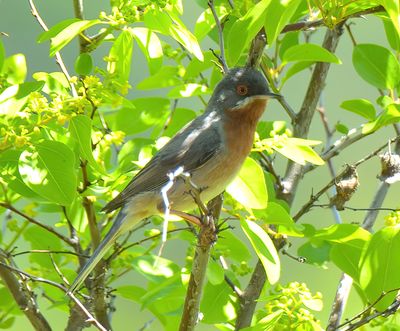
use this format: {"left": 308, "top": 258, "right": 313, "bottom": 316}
{"left": 0, "top": 0, "right": 400, "bottom": 330}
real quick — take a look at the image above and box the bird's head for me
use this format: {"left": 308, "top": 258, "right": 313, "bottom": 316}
{"left": 208, "top": 67, "right": 279, "bottom": 113}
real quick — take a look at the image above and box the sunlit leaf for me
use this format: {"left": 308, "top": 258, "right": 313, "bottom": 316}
{"left": 137, "top": 66, "right": 181, "bottom": 89}
{"left": 131, "top": 254, "right": 180, "bottom": 282}
{"left": 39, "top": 19, "right": 101, "bottom": 57}
{"left": 226, "top": 157, "right": 268, "bottom": 209}
{"left": 167, "top": 83, "right": 209, "bottom": 98}
{"left": 340, "top": 99, "right": 376, "bottom": 121}
{"left": 200, "top": 281, "right": 236, "bottom": 323}
{"left": 69, "top": 115, "right": 105, "bottom": 174}
{"left": 19, "top": 140, "right": 77, "bottom": 206}
{"left": 108, "top": 30, "right": 133, "bottom": 83}
{"left": 353, "top": 43, "right": 400, "bottom": 90}
{"left": 194, "top": 6, "right": 228, "bottom": 40}
{"left": 0, "top": 81, "right": 44, "bottom": 116}
{"left": 33, "top": 72, "right": 69, "bottom": 95}
{"left": 241, "top": 219, "right": 280, "bottom": 284}
{"left": 226, "top": 0, "right": 271, "bottom": 66}
{"left": 362, "top": 103, "right": 400, "bottom": 134}
{"left": 264, "top": 0, "right": 302, "bottom": 46}
{"left": 131, "top": 27, "right": 163, "bottom": 75}
{"left": 74, "top": 53, "right": 93, "bottom": 75}
{"left": 282, "top": 43, "right": 341, "bottom": 64}
{"left": 359, "top": 225, "right": 400, "bottom": 311}
{"left": 271, "top": 138, "right": 324, "bottom": 165}
{"left": 144, "top": 8, "right": 203, "bottom": 61}
{"left": 1, "top": 53, "right": 27, "bottom": 84}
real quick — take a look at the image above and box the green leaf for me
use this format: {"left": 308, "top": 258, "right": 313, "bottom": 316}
{"left": 206, "top": 259, "right": 225, "bottom": 285}
{"left": 1, "top": 54, "right": 27, "bottom": 84}
{"left": 279, "top": 31, "right": 299, "bottom": 60}
{"left": 382, "top": 16, "right": 400, "bottom": 51}
{"left": 313, "top": 224, "right": 371, "bottom": 280}
{"left": 144, "top": 8, "right": 203, "bottom": 61}
{"left": 226, "top": 0, "right": 271, "bottom": 66}
{"left": 282, "top": 43, "right": 341, "bottom": 65}
{"left": 43, "top": 19, "right": 101, "bottom": 57}
{"left": 23, "top": 226, "right": 62, "bottom": 268}
{"left": 194, "top": 6, "right": 228, "bottom": 40}
{"left": 116, "top": 285, "right": 146, "bottom": 301}
{"left": 378, "top": 0, "right": 400, "bottom": 35}
{"left": 33, "top": 72, "right": 70, "bottom": 95}
{"left": 137, "top": 66, "right": 181, "bottom": 90}
{"left": 131, "top": 27, "right": 163, "bottom": 75}
{"left": 271, "top": 137, "right": 324, "bottom": 165}
{"left": 254, "top": 202, "right": 294, "bottom": 226}
{"left": 184, "top": 51, "right": 214, "bottom": 79}
{"left": 0, "top": 81, "right": 44, "bottom": 116}
{"left": 131, "top": 255, "right": 180, "bottom": 282}
{"left": 353, "top": 43, "right": 400, "bottom": 90}
{"left": 162, "top": 108, "right": 196, "bottom": 137}
{"left": 19, "top": 140, "right": 77, "bottom": 206}
{"left": 297, "top": 240, "right": 331, "bottom": 267}
{"left": 362, "top": 103, "right": 400, "bottom": 134}
{"left": 69, "top": 115, "right": 104, "bottom": 173}
{"left": 226, "top": 157, "right": 268, "bottom": 209}
{"left": 113, "top": 98, "right": 170, "bottom": 136}
{"left": 281, "top": 61, "right": 313, "bottom": 86}
{"left": 264, "top": 0, "right": 302, "bottom": 46}
{"left": 167, "top": 83, "right": 209, "bottom": 98}
{"left": 108, "top": 30, "right": 133, "bottom": 83}
{"left": 0, "top": 150, "right": 38, "bottom": 198}
{"left": 241, "top": 310, "right": 284, "bottom": 331}
{"left": 215, "top": 230, "right": 251, "bottom": 262}
{"left": 74, "top": 53, "right": 93, "bottom": 76}
{"left": 200, "top": 281, "right": 236, "bottom": 324}
{"left": 241, "top": 219, "right": 280, "bottom": 284}
{"left": 359, "top": 226, "right": 400, "bottom": 311}
{"left": 340, "top": 99, "right": 376, "bottom": 121}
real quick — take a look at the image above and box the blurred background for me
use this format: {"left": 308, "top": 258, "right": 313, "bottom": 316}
{"left": 1, "top": 0, "right": 398, "bottom": 329}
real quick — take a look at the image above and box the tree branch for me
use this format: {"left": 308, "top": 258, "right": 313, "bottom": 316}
{"left": 0, "top": 202, "right": 76, "bottom": 246}
{"left": 0, "top": 251, "right": 52, "bottom": 331}
{"left": 179, "top": 195, "right": 222, "bottom": 331}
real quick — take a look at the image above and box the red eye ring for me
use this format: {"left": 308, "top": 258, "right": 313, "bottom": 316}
{"left": 236, "top": 84, "right": 248, "bottom": 96}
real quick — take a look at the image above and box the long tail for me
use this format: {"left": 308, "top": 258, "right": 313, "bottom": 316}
{"left": 68, "top": 211, "right": 126, "bottom": 294}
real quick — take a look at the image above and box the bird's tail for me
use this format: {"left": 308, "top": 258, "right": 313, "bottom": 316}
{"left": 68, "top": 211, "right": 126, "bottom": 294}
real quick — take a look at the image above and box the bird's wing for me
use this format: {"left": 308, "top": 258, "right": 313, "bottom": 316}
{"left": 102, "top": 112, "right": 223, "bottom": 213}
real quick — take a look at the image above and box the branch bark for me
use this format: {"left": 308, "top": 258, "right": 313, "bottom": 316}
{"left": 0, "top": 251, "right": 52, "bottom": 331}
{"left": 235, "top": 25, "right": 344, "bottom": 329}
{"left": 179, "top": 195, "right": 222, "bottom": 331}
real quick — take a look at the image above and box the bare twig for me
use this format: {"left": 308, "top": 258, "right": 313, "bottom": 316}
{"left": 294, "top": 136, "right": 400, "bottom": 221}
{"left": 208, "top": 0, "right": 228, "bottom": 72}
{"left": 0, "top": 202, "right": 76, "bottom": 246}
{"left": 72, "top": 0, "right": 89, "bottom": 53}
{"left": 28, "top": 0, "right": 78, "bottom": 97}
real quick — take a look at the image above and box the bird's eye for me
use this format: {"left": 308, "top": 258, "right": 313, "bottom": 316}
{"left": 236, "top": 84, "right": 248, "bottom": 96}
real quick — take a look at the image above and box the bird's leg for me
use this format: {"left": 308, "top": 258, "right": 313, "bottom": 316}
{"left": 170, "top": 210, "right": 202, "bottom": 227}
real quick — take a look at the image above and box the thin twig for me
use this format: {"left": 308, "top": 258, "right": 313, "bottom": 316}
{"left": 28, "top": 0, "right": 78, "bottom": 97}
{"left": 208, "top": 0, "right": 228, "bottom": 72}
{"left": 294, "top": 136, "right": 400, "bottom": 221}
{"left": 0, "top": 202, "right": 76, "bottom": 246}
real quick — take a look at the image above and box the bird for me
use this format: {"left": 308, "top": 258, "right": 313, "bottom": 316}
{"left": 68, "top": 66, "right": 278, "bottom": 293}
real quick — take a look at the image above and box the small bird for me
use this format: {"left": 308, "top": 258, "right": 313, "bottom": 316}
{"left": 69, "top": 66, "right": 277, "bottom": 293}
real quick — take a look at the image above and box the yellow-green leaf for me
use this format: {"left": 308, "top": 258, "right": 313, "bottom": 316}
{"left": 226, "top": 157, "right": 268, "bottom": 209}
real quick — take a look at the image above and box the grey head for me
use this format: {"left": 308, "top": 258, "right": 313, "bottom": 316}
{"left": 207, "top": 67, "right": 278, "bottom": 112}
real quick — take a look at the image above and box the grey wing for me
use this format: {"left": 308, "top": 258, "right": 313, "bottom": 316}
{"left": 102, "top": 114, "right": 223, "bottom": 213}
